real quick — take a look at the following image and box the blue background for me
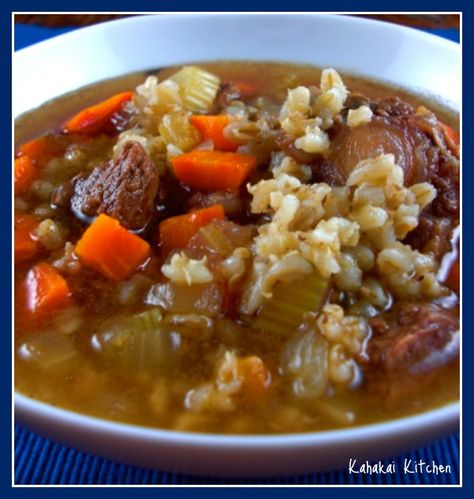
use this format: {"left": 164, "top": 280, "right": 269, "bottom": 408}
{"left": 8, "top": 6, "right": 465, "bottom": 489}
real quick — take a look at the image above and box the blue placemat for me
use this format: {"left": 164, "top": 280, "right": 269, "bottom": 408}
{"left": 14, "top": 425, "right": 460, "bottom": 485}
{"left": 419, "top": 27, "right": 460, "bottom": 43}
{"left": 14, "top": 24, "right": 77, "bottom": 51}
{"left": 13, "top": 21, "right": 461, "bottom": 485}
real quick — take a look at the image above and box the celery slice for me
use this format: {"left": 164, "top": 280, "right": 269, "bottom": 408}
{"left": 93, "top": 308, "right": 180, "bottom": 371}
{"left": 198, "top": 223, "right": 234, "bottom": 256}
{"left": 159, "top": 112, "right": 201, "bottom": 152}
{"left": 252, "top": 272, "right": 329, "bottom": 336}
{"left": 170, "top": 66, "right": 220, "bottom": 112}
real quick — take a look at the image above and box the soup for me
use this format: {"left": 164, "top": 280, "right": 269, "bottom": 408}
{"left": 14, "top": 62, "right": 460, "bottom": 434}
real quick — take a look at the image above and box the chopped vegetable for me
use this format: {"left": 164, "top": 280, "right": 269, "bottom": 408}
{"left": 18, "top": 332, "right": 79, "bottom": 373}
{"left": 237, "top": 356, "right": 270, "bottom": 400}
{"left": 446, "top": 256, "right": 459, "bottom": 294}
{"left": 146, "top": 281, "right": 225, "bottom": 317}
{"left": 62, "top": 91, "right": 133, "bottom": 135}
{"left": 158, "top": 204, "right": 225, "bottom": 255}
{"left": 231, "top": 81, "right": 259, "bottom": 98}
{"left": 75, "top": 214, "right": 150, "bottom": 280}
{"left": 15, "top": 214, "right": 40, "bottom": 263}
{"left": 14, "top": 156, "right": 37, "bottom": 194}
{"left": 280, "top": 330, "right": 328, "bottom": 398}
{"left": 441, "top": 123, "right": 459, "bottom": 145}
{"left": 93, "top": 308, "right": 179, "bottom": 371}
{"left": 172, "top": 150, "right": 256, "bottom": 191}
{"left": 170, "top": 66, "right": 220, "bottom": 112}
{"left": 253, "top": 271, "right": 330, "bottom": 336}
{"left": 190, "top": 219, "right": 253, "bottom": 256}
{"left": 190, "top": 115, "right": 238, "bottom": 152}
{"left": 197, "top": 222, "right": 234, "bottom": 256}
{"left": 17, "top": 134, "right": 69, "bottom": 163}
{"left": 23, "top": 262, "right": 71, "bottom": 321}
{"left": 160, "top": 112, "right": 202, "bottom": 151}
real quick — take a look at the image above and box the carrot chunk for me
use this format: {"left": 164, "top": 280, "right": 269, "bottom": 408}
{"left": 232, "top": 81, "right": 259, "bottom": 97}
{"left": 190, "top": 115, "right": 238, "bottom": 151}
{"left": 75, "top": 214, "right": 150, "bottom": 280}
{"left": 17, "top": 135, "right": 68, "bottom": 163}
{"left": 23, "top": 262, "right": 71, "bottom": 321}
{"left": 14, "top": 155, "right": 37, "bottom": 194}
{"left": 441, "top": 123, "right": 459, "bottom": 145}
{"left": 158, "top": 205, "right": 225, "bottom": 255}
{"left": 447, "top": 257, "right": 459, "bottom": 294}
{"left": 62, "top": 91, "right": 133, "bottom": 135}
{"left": 172, "top": 150, "right": 256, "bottom": 191}
{"left": 15, "top": 214, "right": 40, "bottom": 264}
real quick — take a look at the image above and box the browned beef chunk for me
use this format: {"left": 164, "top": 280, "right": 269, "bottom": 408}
{"left": 405, "top": 214, "right": 454, "bottom": 258}
{"left": 428, "top": 150, "right": 460, "bottom": 217}
{"left": 71, "top": 141, "right": 159, "bottom": 230}
{"left": 402, "top": 107, "right": 460, "bottom": 217}
{"left": 345, "top": 94, "right": 416, "bottom": 118}
{"left": 368, "top": 302, "right": 459, "bottom": 374}
{"left": 408, "top": 107, "right": 458, "bottom": 155}
{"left": 365, "top": 302, "right": 459, "bottom": 407}
{"left": 373, "top": 96, "right": 416, "bottom": 118}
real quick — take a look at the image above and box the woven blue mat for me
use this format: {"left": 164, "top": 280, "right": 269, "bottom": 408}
{"left": 14, "top": 21, "right": 461, "bottom": 485}
{"left": 14, "top": 426, "right": 460, "bottom": 485}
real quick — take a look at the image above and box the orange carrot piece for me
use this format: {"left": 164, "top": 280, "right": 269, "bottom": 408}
{"left": 441, "top": 123, "right": 459, "bottom": 145}
{"left": 23, "top": 262, "right": 71, "bottom": 321}
{"left": 63, "top": 91, "right": 133, "bottom": 135}
{"left": 158, "top": 205, "right": 225, "bottom": 255}
{"left": 447, "top": 257, "right": 459, "bottom": 294}
{"left": 17, "top": 135, "right": 68, "bottom": 163}
{"left": 232, "top": 81, "right": 259, "bottom": 97}
{"left": 190, "top": 115, "right": 238, "bottom": 152}
{"left": 15, "top": 214, "right": 40, "bottom": 264}
{"left": 14, "top": 155, "right": 37, "bottom": 194}
{"left": 172, "top": 150, "right": 256, "bottom": 191}
{"left": 75, "top": 214, "right": 150, "bottom": 280}
{"left": 237, "top": 356, "right": 270, "bottom": 400}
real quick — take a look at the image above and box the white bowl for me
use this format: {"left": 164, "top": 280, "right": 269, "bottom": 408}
{"left": 14, "top": 13, "right": 460, "bottom": 477}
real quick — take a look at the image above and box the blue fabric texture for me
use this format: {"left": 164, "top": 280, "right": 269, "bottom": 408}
{"left": 13, "top": 22, "right": 461, "bottom": 485}
{"left": 14, "top": 426, "right": 460, "bottom": 485}
{"left": 14, "top": 24, "right": 77, "bottom": 51}
{"left": 419, "top": 27, "right": 460, "bottom": 43}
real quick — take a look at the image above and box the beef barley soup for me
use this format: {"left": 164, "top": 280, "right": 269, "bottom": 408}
{"left": 14, "top": 62, "right": 460, "bottom": 434}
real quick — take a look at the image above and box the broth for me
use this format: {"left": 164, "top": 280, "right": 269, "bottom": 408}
{"left": 14, "top": 61, "right": 459, "bottom": 434}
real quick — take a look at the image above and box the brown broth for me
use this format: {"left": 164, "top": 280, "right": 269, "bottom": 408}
{"left": 14, "top": 61, "right": 460, "bottom": 434}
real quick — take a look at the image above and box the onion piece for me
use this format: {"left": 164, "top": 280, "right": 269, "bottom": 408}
{"left": 91, "top": 308, "right": 180, "bottom": 372}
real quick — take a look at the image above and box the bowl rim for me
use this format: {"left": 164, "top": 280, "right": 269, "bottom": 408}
{"left": 13, "top": 12, "right": 461, "bottom": 117}
{"left": 14, "top": 13, "right": 460, "bottom": 58}
{"left": 15, "top": 393, "right": 459, "bottom": 446}
{"left": 13, "top": 12, "right": 461, "bottom": 449}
